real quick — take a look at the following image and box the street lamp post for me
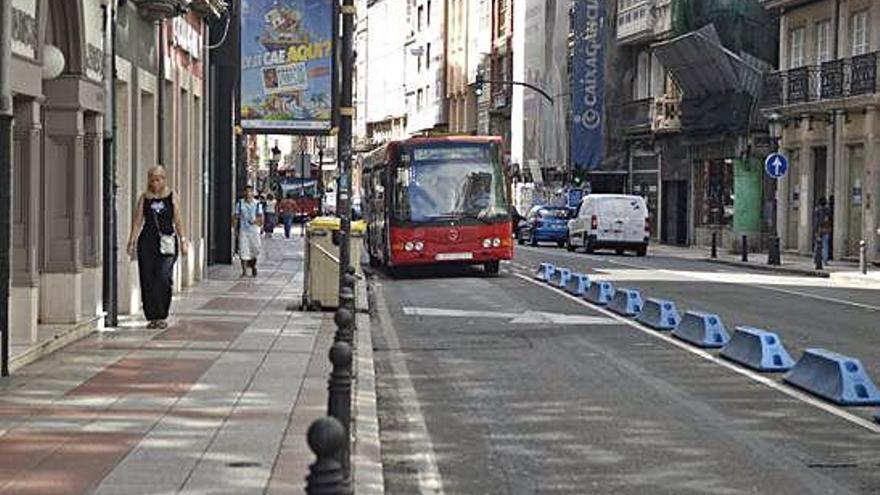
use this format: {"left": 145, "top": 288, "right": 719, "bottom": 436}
{"left": 270, "top": 141, "right": 281, "bottom": 198}
{"left": 767, "top": 112, "right": 784, "bottom": 266}
{"left": 300, "top": 137, "right": 308, "bottom": 237}
{"left": 315, "top": 135, "right": 327, "bottom": 215}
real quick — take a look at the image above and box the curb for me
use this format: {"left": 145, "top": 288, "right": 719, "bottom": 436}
{"left": 352, "top": 280, "right": 385, "bottom": 494}
{"left": 705, "top": 258, "right": 830, "bottom": 278}
{"left": 10, "top": 315, "right": 103, "bottom": 373}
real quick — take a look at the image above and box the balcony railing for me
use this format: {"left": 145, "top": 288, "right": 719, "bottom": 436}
{"left": 762, "top": 52, "right": 879, "bottom": 107}
{"left": 652, "top": 96, "right": 681, "bottom": 133}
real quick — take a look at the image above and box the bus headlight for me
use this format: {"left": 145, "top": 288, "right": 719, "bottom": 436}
{"left": 482, "top": 238, "right": 492, "bottom": 248}
{"left": 492, "top": 238, "right": 501, "bottom": 248}
{"left": 404, "top": 241, "right": 415, "bottom": 252}
{"left": 414, "top": 241, "right": 425, "bottom": 251}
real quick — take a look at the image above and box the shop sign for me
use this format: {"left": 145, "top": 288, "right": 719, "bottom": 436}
{"left": 172, "top": 17, "right": 203, "bottom": 59}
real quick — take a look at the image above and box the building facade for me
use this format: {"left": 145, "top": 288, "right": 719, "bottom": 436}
{"left": 612, "top": 0, "right": 778, "bottom": 248}
{"left": 364, "top": 0, "right": 408, "bottom": 144}
{"left": 762, "top": 0, "right": 880, "bottom": 262}
{"left": 446, "top": 0, "right": 489, "bottom": 134}
{"left": 5, "top": 0, "right": 220, "bottom": 363}
{"left": 407, "top": 0, "right": 447, "bottom": 134}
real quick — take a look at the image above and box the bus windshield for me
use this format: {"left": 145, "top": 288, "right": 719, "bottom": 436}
{"left": 393, "top": 143, "right": 509, "bottom": 223}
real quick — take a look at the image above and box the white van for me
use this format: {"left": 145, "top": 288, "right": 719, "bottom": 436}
{"left": 567, "top": 194, "right": 649, "bottom": 256}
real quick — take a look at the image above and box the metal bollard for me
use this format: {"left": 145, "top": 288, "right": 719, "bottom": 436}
{"left": 741, "top": 235, "right": 748, "bottom": 262}
{"left": 305, "top": 417, "right": 352, "bottom": 495}
{"left": 334, "top": 307, "right": 355, "bottom": 345}
{"left": 339, "top": 286, "right": 355, "bottom": 320}
{"left": 327, "top": 341, "right": 353, "bottom": 480}
{"left": 711, "top": 231, "right": 718, "bottom": 259}
{"left": 860, "top": 240, "right": 868, "bottom": 274}
{"left": 813, "top": 236, "right": 824, "bottom": 270}
{"left": 767, "top": 236, "right": 781, "bottom": 266}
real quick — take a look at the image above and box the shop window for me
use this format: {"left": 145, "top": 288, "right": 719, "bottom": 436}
{"left": 696, "top": 159, "right": 734, "bottom": 227}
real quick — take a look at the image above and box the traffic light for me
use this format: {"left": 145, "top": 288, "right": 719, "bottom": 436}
{"left": 474, "top": 69, "right": 485, "bottom": 97}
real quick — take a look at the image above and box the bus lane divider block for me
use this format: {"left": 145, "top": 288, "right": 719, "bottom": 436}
{"left": 783, "top": 349, "right": 880, "bottom": 406}
{"left": 608, "top": 288, "right": 643, "bottom": 317}
{"left": 584, "top": 280, "right": 615, "bottom": 306}
{"left": 636, "top": 298, "right": 681, "bottom": 331}
{"left": 720, "top": 326, "right": 795, "bottom": 372}
{"left": 536, "top": 263, "right": 556, "bottom": 282}
{"left": 565, "top": 273, "right": 590, "bottom": 296}
{"left": 672, "top": 311, "right": 730, "bottom": 348}
{"left": 554, "top": 268, "right": 573, "bottom": 289}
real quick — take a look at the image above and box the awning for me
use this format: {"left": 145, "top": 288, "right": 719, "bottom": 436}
{"left": 653, "top": 24, "right": 763, "bottom": 99}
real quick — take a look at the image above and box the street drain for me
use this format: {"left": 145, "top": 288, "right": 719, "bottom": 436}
{"left": 226, "top": 461, "right": 261, "bottom": 468}
{"left": 806, "top": 462, "right": 859, "bottom": 469}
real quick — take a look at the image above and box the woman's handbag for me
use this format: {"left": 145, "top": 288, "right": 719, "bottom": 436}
{"left": 152, "top": 209, "right": 177, "bottom": 256}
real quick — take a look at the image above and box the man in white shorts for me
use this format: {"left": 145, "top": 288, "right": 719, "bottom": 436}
{"left": 235, "top": 185, "right": 264, "bottom": 277}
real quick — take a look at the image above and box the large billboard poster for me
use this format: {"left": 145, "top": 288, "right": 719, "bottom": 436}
{"left": 570, "top": 0, "right": 605, "bottom": 170}
{"left": 240, "top": 0, "right": 336, "bottom": 133}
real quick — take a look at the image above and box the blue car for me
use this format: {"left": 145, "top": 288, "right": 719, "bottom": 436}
{"left": 519, "top": 205, "right": 571, "bottom": 247}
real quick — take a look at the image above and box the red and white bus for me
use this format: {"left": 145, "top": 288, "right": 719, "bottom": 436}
{"left": 361, "top": 136, "right": 513, "bottom": 274}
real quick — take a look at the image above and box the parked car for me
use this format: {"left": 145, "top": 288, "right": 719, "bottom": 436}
{"left": 512, "top": 207, "right": 527, "bottom": 239}
{"left": 567, "top": 194, "right": 649, "bottom": 256}
{"left": 519, "top": 205, "right": 571, "bottom": 247}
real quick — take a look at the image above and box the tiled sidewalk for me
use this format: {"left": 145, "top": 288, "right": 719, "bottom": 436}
{"left": 0, "top": 237, "right": 342, "bottom": 495}
{"left": 651, "top": 243, "right": 880, "bottom": 288}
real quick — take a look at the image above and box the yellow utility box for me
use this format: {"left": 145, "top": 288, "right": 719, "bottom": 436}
{"left": 303, "top": 216, "right": 366, "bottom": 310}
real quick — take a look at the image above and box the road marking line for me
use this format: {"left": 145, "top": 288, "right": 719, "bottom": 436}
{"left": 403, "top": 306, "right": 617, "bottom": 325}
{"left": 376, "top": 289, "right": 446, "bottom": 494}
{"left": 516, "top": 246, "right": 880, "bottom": 312}
{"left": 513, "top": 272, "right": 880, "bottom": 435}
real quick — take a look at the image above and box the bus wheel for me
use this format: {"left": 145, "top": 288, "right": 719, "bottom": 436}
{"left": 484, "top": 261, "right": 500, "bottom": 276}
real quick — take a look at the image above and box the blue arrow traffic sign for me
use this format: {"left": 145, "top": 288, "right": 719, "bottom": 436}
{"left": 764, "top": 153, "right": 789, "bottom": 179}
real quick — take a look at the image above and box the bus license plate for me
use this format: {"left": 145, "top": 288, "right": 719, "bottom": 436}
{"left": 436, "top": 252, "right": 473, "bottom": 261}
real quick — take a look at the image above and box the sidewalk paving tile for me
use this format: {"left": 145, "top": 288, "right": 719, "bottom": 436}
{"left": 0, "top": 237, "right": 342, "bottom": 495}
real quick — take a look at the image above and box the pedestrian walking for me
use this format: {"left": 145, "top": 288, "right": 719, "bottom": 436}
{"left": 126, "top": 165, "right": 188, "bottom": 329}
{"left": 235, "top": 185, "right": 264, "bottom": 277}
{"left": 814, "top": 197, "right": 833, "bottom": 265}
{"left": 264, "top": 193, "right": 278, "bottom": 237}
{"left": 279, "top": 194, "right": 296, "bottom": 239}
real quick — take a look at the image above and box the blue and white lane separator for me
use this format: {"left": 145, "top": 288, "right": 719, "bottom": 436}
{"left": 512, "top": 271, "right": 880, "bottom": 435}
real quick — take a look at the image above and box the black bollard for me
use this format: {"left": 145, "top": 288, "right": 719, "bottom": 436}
{"left": 327, "top": 341, "right": 353, "bottom": 479}
{"left": 860, "top": 240, "right": 868, "bottom": 274}
{"left": 711, "top": 231, "right": 718, "bottom": 259}
{"left": 741, "top": 235, "right": 748, "bottom": 262}
{"left": 339, "top": 286, "right": 355, "bottom": 317}
{"left": 767, "top": 236, "right": 781, "bottom": 266}
{"left": 305, "top": 417, "right": 351, "bottom": 495}
{"left": 813, "top": 236, "right": 824, "bottom": 270}
{"left": 334, "top": 307, "right": 355, "bottom": 344}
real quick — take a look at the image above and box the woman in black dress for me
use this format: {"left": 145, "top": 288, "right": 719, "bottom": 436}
{"left": 125, "top": 166, "right": 188, "bottom": 329}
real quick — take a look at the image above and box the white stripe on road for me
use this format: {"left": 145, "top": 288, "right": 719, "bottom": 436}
{"left": 513, "top": 272, "right": 880, "bottom": 435}
{"left": 376, "top": 288, "right": 446, "bottom": 494}
{"left": 403, "top": 306, "right": 617, "bottom": 325}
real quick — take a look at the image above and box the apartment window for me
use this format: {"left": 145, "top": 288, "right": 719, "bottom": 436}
{"left": 418, "top": 5, "right": 424, "bottom": 31}
{"left": 788, "top": 27, "right": 805, "bottom": 69}
{"left": 427, "top": 0, "right": 431, "bottom": 26}
{"left": 426, "top": 43, "right": 431, "bottom": 69}
{"left": 816, "top": 20, "right": 832, "bottom": 63}
{"left": 851, "top": 11, "right": 869, "bottom": 56}
{"left": 417, "top": 89, "right": 424, "bottom": 111}
{"left": 417, "top": 53, "right": 422, "bottom": 73}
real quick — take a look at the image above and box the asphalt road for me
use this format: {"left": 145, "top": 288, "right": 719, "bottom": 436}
{"left": 369, "top": 249, "right": 880, "bottom": 494}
